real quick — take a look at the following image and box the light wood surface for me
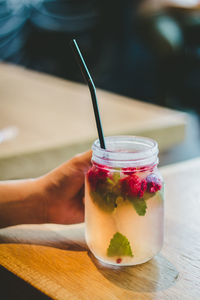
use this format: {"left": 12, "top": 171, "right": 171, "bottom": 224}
{"left": 0, "top": 157, "right": 200, "bottom": 299}
{"left": 0, "top": 63, "right": 186, "bottom": 180}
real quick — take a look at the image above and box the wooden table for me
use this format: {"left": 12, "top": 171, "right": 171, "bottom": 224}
{"left": 0, "top": 63, "right": 187, "bottom": 180}
{"left": 0, "top": 157, "right": 200, "bottom": 299}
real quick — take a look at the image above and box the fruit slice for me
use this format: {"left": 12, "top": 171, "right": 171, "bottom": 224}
{"left": 107, "top": 232, "right": 133, "bottom": 257}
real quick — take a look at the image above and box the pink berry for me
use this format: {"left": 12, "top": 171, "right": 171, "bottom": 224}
{"left": 87, "top": 168, "right": 98, "bottom": 189}
{"left": 120, "top": 174, "right": 146, "bottom": 198}
{"left": 128, "top": 175, "right": 142, "bottom": 197}
{"left": 138, "top": 179, "right": 147, "bottom": 198}
{"left": 137, "top": 166, "right": 148, "bottom": 172}
{"left": 122, "top": 167, "right": 137, "bottom": 175}
{"left": 87, "top": 166, "right": 108, "bottom": 190}
{"left": 146, "top": 174, "right": 162, "bottom": 193}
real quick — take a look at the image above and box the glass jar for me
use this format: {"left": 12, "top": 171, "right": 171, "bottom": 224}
{"left": 85, "top": 136, "right": 164, "bottom": 266}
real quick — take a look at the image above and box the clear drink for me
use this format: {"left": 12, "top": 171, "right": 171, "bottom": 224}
{"left": 85, "top": 136, "right": 164, "bottom": 266}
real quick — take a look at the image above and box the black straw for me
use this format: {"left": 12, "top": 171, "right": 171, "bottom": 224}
{"left": 70, "top": 39, "right": 106, "bottom": 149}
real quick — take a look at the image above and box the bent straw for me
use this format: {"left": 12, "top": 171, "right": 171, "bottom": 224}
{"left": 70, "top": 39, "right": 106, "bottom": 149}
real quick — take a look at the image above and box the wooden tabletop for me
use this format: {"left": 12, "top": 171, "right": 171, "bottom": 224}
{"left": 0, "top": 63, "right": 186, "bottom": 180}
{"left": 0, "top": 157, "right": 200, "bottom": 299}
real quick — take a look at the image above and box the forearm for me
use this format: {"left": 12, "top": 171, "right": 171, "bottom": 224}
{"left": 0, "top": 178, "right": 47, "bottom": 228}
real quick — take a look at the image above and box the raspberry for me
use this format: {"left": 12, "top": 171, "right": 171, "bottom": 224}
{"left": 128, "top": 175, "right": 142, "bottom": 197}
{"left": 87, "top": 168, "right": 98, "bottom": 189}
{"left": 138, "top": 179, "right": 147, "bottom": 198}
{"left": 122, "top": 167, "right": 137, "bottom": 175}
{"left": 116, "top": 258, "right": 122, "bottom": 264}
{"left": 120, "top": 175, "right": 146, "bottom": 198}
{"left": 120, "top": 177, "right": 129, "bottom": 196}
{"left": 138, "top": 166, "right": 148, "bottom": 172}
{"left": 87, "top": 166, "right": 108, "bottom": 190}
{"left": 122, "top": 165, "right": 156, "bottom": 174}
{"left": 97, "top": 168, "right": 109, "bottom": 180}
{"left": 146, "top": 174, "right": 162, "bottom": 193}
{"left": 137, "top": 164, "right": 156, "bottom": 172}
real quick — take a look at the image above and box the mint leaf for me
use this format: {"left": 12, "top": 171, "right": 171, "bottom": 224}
{"left": 90, "top": 172, "right": 122, "bottom": 212}
{"left": 143, "top": 192, "right": 155, "bottom": 201}
{"left": 112, "top": 172, "right": 121, "bottom": 183}
{"left": 143, "top": 189, "right": 164, "bottom": 202}
{"left": 107, "top": 232, "right": 133, "bottom": 257}
{"left": 90, "top": 191, "right": 116, "bottom": 212}
{"left": 128, "top": 197, "right": 147, "bottom": 216}
{"left": 106, "top": 172, "right": 120, "bottom": 186}
{"left": 107, "top": 178, "right": 115, "bottom": 185}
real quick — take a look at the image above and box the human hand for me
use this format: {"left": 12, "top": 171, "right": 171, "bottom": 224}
{"left": 0, "top": 150, "right": 92, "bottom": 228}
{"left": 41, "top": 150, "right": 92, "bottom": 224}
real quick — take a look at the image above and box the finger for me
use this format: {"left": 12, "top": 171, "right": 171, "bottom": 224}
{"left": 46, "top": 150, "right": 92, "bottom": 176}
{"left": 73, "top": 150, "right": 92, "bottom": 165}
{"left": 76, "top": 185, "right": 85, "bottom": 200}
{"left": 70, "top": 150, "right": 92, "bottom": 173}
{"left": 43, "top": 150, "right": 92, "bottom": 195}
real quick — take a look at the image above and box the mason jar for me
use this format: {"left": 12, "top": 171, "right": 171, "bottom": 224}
{"left": 85, "top": 136, "right": 164, "bottom": 266}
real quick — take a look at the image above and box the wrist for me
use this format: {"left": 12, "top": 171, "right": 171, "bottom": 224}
{"left": 0, "top": 178, "right": 47, "bottom": 228}
{"left": 31, "top": 177, "right": 48, "bottom": 224}
{"left": 38, "top": 171, "right": 65, "bottom": 224}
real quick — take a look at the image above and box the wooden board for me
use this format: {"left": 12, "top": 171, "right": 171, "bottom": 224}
{"left": 0, "top": 157, "right": 200, "bottom": 299}
{"left": 0, "top": 63, "right": 187, "bottom": 180}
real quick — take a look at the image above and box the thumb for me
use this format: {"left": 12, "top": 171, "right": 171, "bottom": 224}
{"left": 42, "top": 150, "right": 92, "bottom": 185}
{"left": 69, "top": 150, "right": 92, "bottom": 174}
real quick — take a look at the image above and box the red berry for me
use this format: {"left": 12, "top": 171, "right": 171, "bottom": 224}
{"left": 137, "top": 166, "right": 148, "bottom": 172}
{"left": 87, "top": 168, "right": 98, "bottom": 189}
{"left": 146, "top": 174, "right": 162, "bottom": 193}
{"left": 120, "top": 174, "right": 146, "bottom": 198}
{"left": 138, "top": 179, "right": 147, "bottom": 198}
{"left": 97, "top": 168, "right": 108, "bottom": 180}
{"left": 116, "top": 258, "right": 122, "bottom": 264}
{"left": 128, "top": 175, "right": 142, "bottom": 197}
{"left": 122, "top": 167, "right": 137, "bottom": 175}
{"left": 122, "top": 164, "right": 156, "bottom": 174}
{"left": 87, "top": 166, "right": 109, "bottom": 190}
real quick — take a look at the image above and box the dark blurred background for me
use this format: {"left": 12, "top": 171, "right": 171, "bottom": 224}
{"left": 1, "top": 0, "right": 200, "bottom": 162}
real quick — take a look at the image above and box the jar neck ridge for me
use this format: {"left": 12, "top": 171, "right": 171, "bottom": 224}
{"left": 92, "top": 136, "right": 159, "bottom": 168}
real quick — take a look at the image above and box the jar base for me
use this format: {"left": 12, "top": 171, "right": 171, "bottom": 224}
{"left": 91, "top": 251, "right": 158, "bottom": 267}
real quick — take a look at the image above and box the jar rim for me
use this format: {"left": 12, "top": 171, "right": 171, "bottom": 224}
{"left": 92, "top": 135, "right": 159, "bottom": 167}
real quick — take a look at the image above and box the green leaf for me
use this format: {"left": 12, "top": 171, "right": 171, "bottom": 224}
{"left": 90, "top": 172, "right": 122, "bottom": 212}
{"left": 90, "top": 191, "right": 116, "bottom": 212}
{"left": 107, "top": 232, "right": 133, "bottom": 257}
{"left": 143, "top": 192, "right": 155, "bottom": 201}
{"left": 112, "top": 172, "right": 121, "bottom": 183}
{"left": 128, "top": 197, "right": 147, "bottom": 216}
{"left": 106, "top": 172, "right": 120, "bottom": 186}
{"left": 107, "top": 178, "right": 115, "bottom": 185}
